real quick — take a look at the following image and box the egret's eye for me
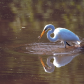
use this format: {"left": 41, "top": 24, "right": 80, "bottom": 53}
{"left": 44, "top": 28, "right": 47, "bottom": 31}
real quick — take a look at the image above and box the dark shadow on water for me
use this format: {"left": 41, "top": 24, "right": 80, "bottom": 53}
{"left": 0, "top": 0, "right": 15, "bottom": 43}
{"left": 0, "top": 21, "right": 14, "bottom": 43}
{"left": 0, "top": 0, "right": 15, "bottom": 21}
{"left": 0, "top": 73, "right": 48, "bottom": 84}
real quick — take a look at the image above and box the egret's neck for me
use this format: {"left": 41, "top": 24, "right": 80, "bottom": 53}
{"left": 46, "top": 25, "right": 58, "bottom": 42}
{"left": 44, "top": 56, "right": 55, "bottom": 73}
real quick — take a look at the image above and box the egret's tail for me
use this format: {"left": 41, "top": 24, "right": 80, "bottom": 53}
{"left": 77, "top": 41, "right": 81, "bottom": 45}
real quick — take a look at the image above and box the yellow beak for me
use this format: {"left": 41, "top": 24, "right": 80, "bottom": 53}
{"left": 40, "top": 30, "right": 45, "bottom": 38}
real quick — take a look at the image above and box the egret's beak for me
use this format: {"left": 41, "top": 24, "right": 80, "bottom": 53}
{"left": 38, "top": 30, "right": 45, "bottom": 39}
{"left": 39, "top": 57, "right": 45, "bottom": 67}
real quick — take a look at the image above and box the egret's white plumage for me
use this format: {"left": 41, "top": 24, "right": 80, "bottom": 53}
{"left": 39, "top": 24, "right": 80, "bottom": 48}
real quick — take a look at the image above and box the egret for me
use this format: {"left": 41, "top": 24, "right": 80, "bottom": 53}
{"left": 39, "top": 24, "right": 80, "bottom": 48}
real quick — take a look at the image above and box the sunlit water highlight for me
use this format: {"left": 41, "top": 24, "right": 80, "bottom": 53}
{"left": 22, "top": 42, "right": 81, "bottom": 55}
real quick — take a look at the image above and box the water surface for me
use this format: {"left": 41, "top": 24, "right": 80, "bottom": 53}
{"left": 0, "top": 0, "right": 84, "bottom": 84}
{"left": 0, "top": 30, "right": 84, "bottom": 84}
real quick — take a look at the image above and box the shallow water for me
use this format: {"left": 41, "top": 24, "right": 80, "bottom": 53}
{"left": 1, "top": 39, "right": 84, "bottom": 84}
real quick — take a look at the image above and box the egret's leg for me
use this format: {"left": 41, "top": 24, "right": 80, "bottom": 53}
{"left": 64, "top": 41, "right": 71, "bottom": 48}
{"left": 64, "top": 41, "right": 66, "bottom": 48}
{"left": 66, "top": 42, "right": 71, "bottom": 46}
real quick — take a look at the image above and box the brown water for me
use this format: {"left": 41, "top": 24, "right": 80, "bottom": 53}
{"left": 0, "top": 28, "right": 84, "bottom": 84}
{"left": 0, "top": 0, "right": 84, "bottom": 84}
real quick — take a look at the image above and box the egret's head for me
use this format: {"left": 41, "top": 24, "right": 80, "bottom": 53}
{"left": 38, "top": 24, "right": 52, "bottom": 39}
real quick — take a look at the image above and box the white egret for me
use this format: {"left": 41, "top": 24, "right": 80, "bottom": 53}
{"left": 39, "top": 24, "right": 80, "bottom": 48}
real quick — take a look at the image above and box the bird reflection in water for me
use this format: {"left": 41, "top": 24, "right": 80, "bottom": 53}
{"left": 40, "top": 54, "right": 78, "bottom": 73}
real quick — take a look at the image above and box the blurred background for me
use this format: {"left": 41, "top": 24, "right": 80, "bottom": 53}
{"left": 0, "top": 0, "right": 84, "bottom": 84}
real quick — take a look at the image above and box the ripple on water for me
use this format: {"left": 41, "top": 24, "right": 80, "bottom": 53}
{"left": 23, "top": 42, "right": 81, "bottom": 55}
